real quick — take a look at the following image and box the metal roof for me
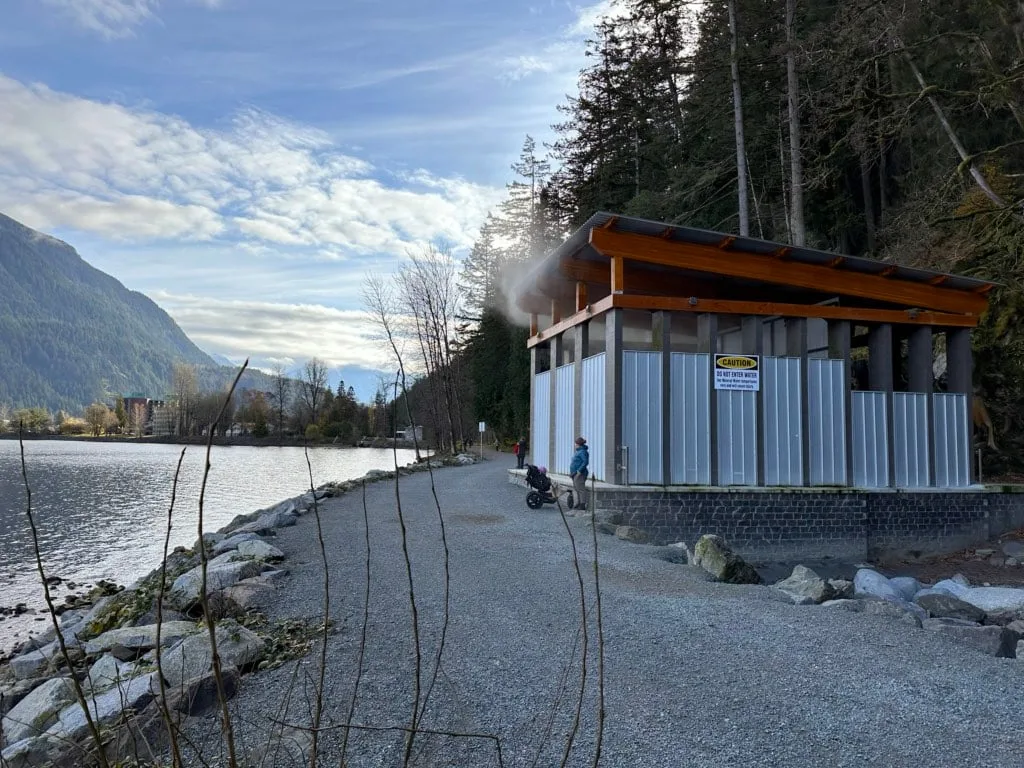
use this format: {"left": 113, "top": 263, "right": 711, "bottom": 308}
{"left": 514, "top": 211, "right": 997, "bottom": 302}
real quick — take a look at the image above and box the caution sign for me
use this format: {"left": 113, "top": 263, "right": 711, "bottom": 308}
{"left": 714, "top": 354, "right": 760, "bottom": 391}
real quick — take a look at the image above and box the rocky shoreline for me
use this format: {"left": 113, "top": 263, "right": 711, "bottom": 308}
{"left": 0, "top": 453, "right": 479, "bottom": 768}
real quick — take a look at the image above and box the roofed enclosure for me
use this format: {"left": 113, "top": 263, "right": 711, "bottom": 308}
{"left": 513, "top": 213, "right": 995, "bottom": 489}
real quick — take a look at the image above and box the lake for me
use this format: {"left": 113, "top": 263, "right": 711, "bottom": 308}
{"left": 0, "top": 439, "right": 419, "bottom": 654}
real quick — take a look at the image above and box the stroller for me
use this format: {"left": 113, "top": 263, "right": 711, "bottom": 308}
{"left": 524, "top": 464, "right": 574, "bottom": 510}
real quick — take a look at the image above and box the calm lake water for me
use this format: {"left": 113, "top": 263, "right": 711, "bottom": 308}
{"left": 0, "top": 440, "right": 419, "bottom": 653}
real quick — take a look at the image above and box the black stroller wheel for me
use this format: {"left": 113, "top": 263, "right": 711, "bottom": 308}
{"left": 566, "top": 492, "right": 574, "bottom": 510}
{"left": 526, "top": 491, "right": 544, "bottom": 510}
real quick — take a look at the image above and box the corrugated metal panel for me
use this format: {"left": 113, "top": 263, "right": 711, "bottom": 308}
{"left": 670, "top": 353, "right": 711, "bottom": 484}
{"left": 763, "top": 356, "right": 803, "bottom": 486}
{"left": 718, "top": 390, "right": 757, "bottom": 485}
{"left": 581, "top": 354, "right": 606, "bottom": 481}
{"left": 532, "top": 371, "right": 551, "bottom": 470}
{"left": 852, "top": 391, "right": 888, "bottom": 487}
{"left": 933, "top": 393, "right": 970, "bottom": 488}
{"left": 554, "top": 364, "right": 574, "bottom": 475}
{"left": 622, "top": 351, "right": 663, "bottom": 484}
{"left": 893, "top": 392, "right": 930, "bottom": 488}
{"left": 808, "top": 358, "right": 847, "bottom": 485}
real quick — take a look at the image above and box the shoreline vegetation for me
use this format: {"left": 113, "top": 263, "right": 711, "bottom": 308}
{"left": 0, "top": 450, "right": 481, "bottom": 767}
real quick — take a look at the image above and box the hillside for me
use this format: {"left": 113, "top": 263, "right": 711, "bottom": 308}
{"left": 0, "top": 213, "right": 262, "bottom": 411}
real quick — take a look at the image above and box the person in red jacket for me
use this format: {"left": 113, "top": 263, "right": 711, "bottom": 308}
{"left": 516, "top": 436, "right": 527, "bottom": 469}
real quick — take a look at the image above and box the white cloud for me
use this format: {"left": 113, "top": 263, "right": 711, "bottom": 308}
{"left": 152, "top": 292, "right": 390, "bottom": 371}
{"left": 40, "top": 0, "right": 222, "bottom": 39}
{"left": 0, "top": 74, "right": 503, "bottom": 253}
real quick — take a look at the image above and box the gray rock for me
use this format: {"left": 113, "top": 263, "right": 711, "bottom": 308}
{"left": 821, "top": 599, "right": 864, "bottom": 612}
{"left": 158, "top": 619, "right": 264, "bottom": 690}
{"left": 256, "top": 569, "right": 289, "bottom": 583}
{"left": 595, "top": 522, "right": 618, "bottom": 536}
{"left": 828, "top": 579, "right": 854, "bottom": 599}
{"left": 960, "top": 586, "right": 1024, "bottom": 614}
{"left": 975, "top": 548, "right": 996, "bottom": 557}
{"left": 923, "top": 617, "right": 982, "bottom": 628}
{"left": 1018, "top": 640, "right": 1024, "bottom": 659}
{"left": 861, "top": 598, "right": 924, "bottom": 627}
{"left": 656, "top": 545, "right": 690, "bottom": 565}
{"left": 1002, "top": 541, "right": 1024, "bottom": 559}
{"left": 85, "top": 654, "right": 140, "bottom": 693}
{"left": 889, "top": 576, "right": 922, "bottom": 602}
{"left": 221, "top": 579, "right": 276, "bottom": 612}
{"left": 615, "top": 525, "right": 650, "bottom": 544}
{"left": 232, "top": 509, "right": 298, "bottom": 535}
{"left": 9, "top": 650, "right": 50, "bottom": 681}
{"left": 83, "top": 621, "right": 199, "bottom": 657}
{"left": 924, "top": 622, "right": 1017, "bottom": 658}
{"left": 1007, "top": 557, "right": 1020, "bottom": 567}
{"left": 1, "top": 736, "right": 62, "bottom": 768}
{"left": 45, "top": 672, "right": 158, "bottom": 743}
{"left": 167, "top": 665, "right": 240, "bottom": 715}
{"left": 235, "top": 540, "right": 285, "bottom": 561}
{"left": 193, "top": 532, "right": 226, "bottom": 552}
{"left": 692, "top": 535, "right": 762, "bottom": 585}
{"left": 212, "top": 533, "right": 261, "bottom": 555}
{"left": 0, "top": 680, "right": 42, "bottom": 716}
{"left": 854, "top": 569, "right": 902, "bottom": 602}
{"left": 915, "top": 593, "right": 987, "bottom": 623}
{"left": 988, "top": 555, "right": 1005, "bottom": 566}
{"left": 167, "top": 560, "right": 264, "bottom": 610}
{"left": 1, "top": 677, "right": 76, "bottom": 744}
{"left": 775, "top": 565, "right": 834, "bottom": 604}
{"left": 1005, "top": 619, "right": 1024, "bottom": 638}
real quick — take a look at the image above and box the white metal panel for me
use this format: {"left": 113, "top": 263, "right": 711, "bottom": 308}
{"left": 808, "top": 358, "right": 847, "bottom": 485}
{"left": 581, "top": 354, "right": 606, "bottom": 481}
{"left": 933, "top": 393, "right": 970, "bottom": 488}
{"left": 763, "top": 356, "right": 803, "bottom": 486}
{"left": 893, "top": 392, "right": 930, "bottom": 488}
{"left": 852, "top": 391, "right": 888, "bottom": 487}
{"left": 622, "top": 351, "right": 663, "bottom": 484}
{"left": 532, "top": 371, "right": 551, "bottom": 470}
{"left": 670, "top": 353, "right": 711, "bottom": 484}
{"left": 718, "top": 390, "right": 757, "bottom": 485}
{"left": 554, "top": 364, "right": 575, "bottom": 475}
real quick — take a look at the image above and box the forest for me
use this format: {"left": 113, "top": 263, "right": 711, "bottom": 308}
{"left": 434, "top": 0, "right": 1024, "bottom": 472}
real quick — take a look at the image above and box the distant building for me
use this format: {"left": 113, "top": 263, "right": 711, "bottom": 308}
{"left": 395, "top": 425, "right": 423, "bottom": 441}
{"left": 150, "top": 401, "right": 174, "bottom": 436}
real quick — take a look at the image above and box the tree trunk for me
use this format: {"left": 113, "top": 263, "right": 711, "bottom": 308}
{"left": 785, "top": 0, "right": 806, "bottom": 246}
{"left": 859, "top": 150, "right": 876, "bottom": 252}
{"left": 728, "top": 0, "right": 750, "bottom": 236}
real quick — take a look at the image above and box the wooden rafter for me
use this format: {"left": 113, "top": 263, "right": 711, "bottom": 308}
{"left": 588, "top": 227, "right": 988, "bottom": 316}
{"left": 527, "top": 294, "right": 978, "bottom": 347}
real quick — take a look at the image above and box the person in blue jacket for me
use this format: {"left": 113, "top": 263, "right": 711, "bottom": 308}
{"left": 569, "top": 436, "right": 589, "bottom": 510}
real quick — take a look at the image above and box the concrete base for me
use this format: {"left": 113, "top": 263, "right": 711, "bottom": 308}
{"left": 507, "top": 470, "right": 1024, "bottom": 562}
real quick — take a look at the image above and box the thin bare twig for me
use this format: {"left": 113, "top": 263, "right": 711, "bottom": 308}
{"left": 340, "top": 480, "right": 373, "bottom": 767}
{"left": 196, "top": 360, "right": 249, "bottom": 768}
{"left": 155, "top": 447, "right": 188, "bottom": 768}
{"left": 303, "top": 442, "right": 331, "bottom": 768}
{"left": 392, "top": 374, "right": 423, "bottom": 765}
{"left": 18, "top": 424, "right": 111, "bottom": 768}
{"left": 554, "top": 495, "right": 589, "bottom": 768}
{"left": 589, "top": 472, "right": 605, "bottom": 767}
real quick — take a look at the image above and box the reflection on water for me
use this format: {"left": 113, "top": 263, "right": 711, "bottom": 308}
{"left": 0, "top": 440, "right": 418, "bottom": 652}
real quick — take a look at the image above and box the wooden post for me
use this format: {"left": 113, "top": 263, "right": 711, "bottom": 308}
{"left": 605, "top": 309, "right": 624, "bottom": 484}
{"left": 573, "top": 321, "right": 588, "bottom": 452}
{"left": 828, "top": 320, "right": 853, "bottom": 486}
{"left": 576, "top": 281, "right": 589, "bottom": 312}
{"left": 551, "top": 299, "right": 562, "bottom": 326}
{"left": 611, "top": 256, "right": 625, "bottom": 294}
{"left": 530, "top": 313, "right": 538, "bottom": 337}
{"left": 869, "top": 324, "right": 896, "bottom": 487}
{"left": 699, "top": 313, "right": 719, "bottom": 485}
{"left": 947, "top": 328, "right": 974, "bottom": 482}
{"left": 655, "top": 311, "right": 672, "bottom": 485}
{"left": 908, "top": 326, "right": 935, "bottom": 486}
{"left": 743, "top": 316, "right": 766, "bottom": 485}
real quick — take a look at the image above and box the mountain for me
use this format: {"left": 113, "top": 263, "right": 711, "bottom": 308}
{"left": 0, "top": 213, "right": 266, "bottom": 411}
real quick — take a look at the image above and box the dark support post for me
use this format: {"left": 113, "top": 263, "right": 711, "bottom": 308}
{"left": 742, "top": 316, "right": 765, "bottom": 485}
{"left": 550, "top": 336, "right": 561, "bottom": 471}
{"left": 869, "top": 324, "right": 896, "bottom": 487}
{"left": 786, "top": 318, "right": 811, "bottom": 486}
{"left": 909, "top": 326, "right": 935, "bottom": 486}
{"left": 605, "top": 309, "right": 624, "bottom": 484}
{"left": 699, "top": 313, "right": 719, "bottom": 485}
{"left": 529, "top": 347, "right": 539, "bottom": 466}
{"left": 828, "top": 320, "right": 853, "bottom": 486}
{"left": 947, "top": 328, "right": 974, "bottom": 482}
{"left": 655, "top": 311, "right": 672, "bottom": 485}
{"left": 573, "top": 322, "right": 588, "bottom": 450}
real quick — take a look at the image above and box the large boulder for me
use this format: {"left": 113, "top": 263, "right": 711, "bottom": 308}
{"left": 231, "top": 509, "right": 298, "bottom": 536}
{"left": 236, "top": 540, "right": 285, "bottom": 561}
{"left": 775, "top": 565, "right": 834, "bottom": 604}
{"left": 85, "top": 654, "right": 141, "bottom": 693}
{"left": 1002, "top": 541, "right": 1024, "bottom": 559}
{"left": 692, "top": 535, "right": 761, "bottom": 585}
{"left": 1, "top": 677, "right": 76, "bottom": 745}
{"left": 167, "top": 558, "right": 265, "bottom": 610}
{"left": 0, "top": 681, "right": 41, "bottom": 717}
{"left": 221, "top": 578, "right": 277, "bottom": 612}
{"left": 915, "top": 593, "right": 986, "bottom": 623}
{"left": 861, "top": 597, "right": 924, "bottom": 627}
{"left": 167, "top": 666, "right": 241, "bottom": 715}
{"left": 615, "top": 526, "right": 650, "bottom": 544}
{"left": 927, "top": 578, "right": 971, "bottom": 599}
{"left": 853, "top": 569, "right": 902, "bottom": 602}
{"left": 157, "top": 619, "right": 264, "bottom": 690}
{"left": 924, "top": 622, "right": 1017, "bottom": 658}
{"left": 959, "top": 586, "right": 1024, "bottom": 614}
{"left": 45, "top": 672, "right": 158, "bottom": 744}
{"left": 212, "top": 533, "right": 261, "bottom": 555}
{"left": 889, "top": 576, "right": 922, "bottom": 602}
{"left": 1, "top": 736, "right": 62, "bottom": 768}
{"left": 83, "top": 621, "right": 199, "bottom": 658}
{"left": 828, "top": 579, "right": 854, "bottom": 599}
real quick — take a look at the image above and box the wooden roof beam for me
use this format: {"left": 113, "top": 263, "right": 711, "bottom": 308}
{"left": 588, "top": 227, "right": 988, "bottom": 316}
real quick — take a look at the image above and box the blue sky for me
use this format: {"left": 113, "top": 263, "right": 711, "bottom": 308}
{"left": 1, "top": 0, "right": 612, "bottom": 399}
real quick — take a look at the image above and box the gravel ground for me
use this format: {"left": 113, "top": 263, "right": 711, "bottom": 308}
{"left": 179, "top": 458, "right": 1024, "bottom": 768}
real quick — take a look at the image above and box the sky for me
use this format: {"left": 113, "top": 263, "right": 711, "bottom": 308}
{"left": 0, "top": 0, "right": 613, "bottom": 400}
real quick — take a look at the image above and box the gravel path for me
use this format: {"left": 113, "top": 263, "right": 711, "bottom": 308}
{"left": 181, "top": 458, "right": 1024, "bottom": 767}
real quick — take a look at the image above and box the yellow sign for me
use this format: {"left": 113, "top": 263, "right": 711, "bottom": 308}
{"left": 716, "top": 355, "right": 758, "bottom": 370}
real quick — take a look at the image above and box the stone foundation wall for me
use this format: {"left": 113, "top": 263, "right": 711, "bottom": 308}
{"left": 506, "top": 470, "right": 1024, "bottom": 562}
